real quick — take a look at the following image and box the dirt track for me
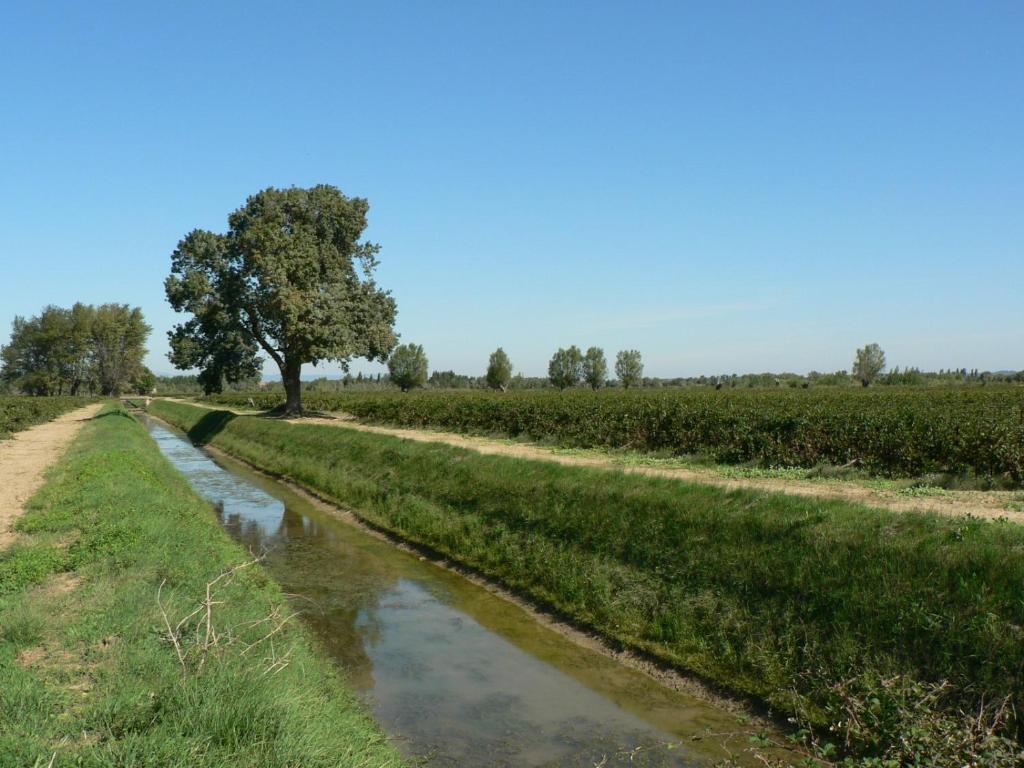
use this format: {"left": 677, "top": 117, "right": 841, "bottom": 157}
{"left": 0, "top": 403, "right": 102, "bottom": 550}
{"left": 301, "top": 416, "right": 1022, "bottom": 521}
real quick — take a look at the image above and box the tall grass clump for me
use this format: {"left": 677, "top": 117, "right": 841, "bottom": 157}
{"left": 0, "top": 405, "right": 403, "bottom": 767}
{"left": 152, "top": 400, "right": 1024, "bottom": 766}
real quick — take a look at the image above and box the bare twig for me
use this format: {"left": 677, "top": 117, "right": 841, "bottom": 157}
{"left": 241, "top": 609, "right": 301, "bottom": 656}
{"left": 157, "top": 580, "right": 187, "bottom": 673}
{"left": 156, "top": 555, "right": 271, "bottom": 675}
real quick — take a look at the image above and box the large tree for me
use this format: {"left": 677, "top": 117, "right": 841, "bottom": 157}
{"left": 165, "top": 185, "right": 398, "bottom": 414}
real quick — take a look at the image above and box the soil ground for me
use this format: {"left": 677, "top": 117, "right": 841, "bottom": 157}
{"left": 0, "top": 403, "right": 103, "bottom": 550}
{"left": 304, "top": 415, "right": 1024, "bottom": 520}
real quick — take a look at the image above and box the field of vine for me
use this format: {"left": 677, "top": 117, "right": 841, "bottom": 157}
{"left": 0, "top": 396, "right": 90, "bottom": 439}
{"left": 203, "top": 386, "right": 1024, "bottom": 482}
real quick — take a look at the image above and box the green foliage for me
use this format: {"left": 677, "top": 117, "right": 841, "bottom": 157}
{"left": 428, "top": 369, "right": 478, "bottom": 389}
{"left": 485, "top": 347, "right": 513, "bottom": 391}
{"left": 615, "top": 349, "right": 644, "bottom": 388}
{"left": 0, "top": 404, "right": 403, "bottom": 766}
{"left": 548, "top": 345, "right": 583, "bottom": 389}
{"left": 0, "top": 544, "right": 68, "bottom": 595}
{"left": 152, "top": 400, "right": 1024, "bottom": 764}
{"left": 853, "top": 343, "right": 886, "bottom": 387}
{"left": 387, "top": 343, "right": 428, "bottom": 392}
{"left": 582, "top": 346, "right": 607, "bottom": 390}
{"left": 132, "top": 366, "right": 157, "bottom": 394}
{"left": 1, "top": 303, "right": 147, "bottom": 396}
{"left": 90, "top": 304, "right": 152, "bottom": 395}
{"left": 0, "top": 396, "right": 90, "bottom": 439}
{"left": 202, "top": 386, "right": 1024, "bottom": 482}
{"left": 165, "top": 185, "right": 398, "bottom": 412}
{"left": 816, "top": 676, "right": 1022, "bottom": 767}
{"left": 884, "top": 366, "right": 925, "bottom": 386}
{"left": 153, "top": 373, "right": 262, "bottom": 396}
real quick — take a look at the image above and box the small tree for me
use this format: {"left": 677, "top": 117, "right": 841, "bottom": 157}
{"left": 132, "top": 367, "right": 158, "bottom": 394}
{"left": 388, "top": 343, "right": 428, "bottom": 392}
{"left": 853, "top": 343, "right": 886, "bottom": 387}
{"left": 615, "top": 349, "right": 643, "bottom": 389}
{"left": 548, "top": 346, "right": 583, "bottom": 390}
{"left": 486, "top": 347, "right": 513, "bottom": 391}
{"left": 582, "top": 346, "right": 607, "bottom": 390}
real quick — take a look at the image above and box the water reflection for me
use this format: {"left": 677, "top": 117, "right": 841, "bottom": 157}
{"left": 142, "top": 415, "right": 781, "bottom": 767}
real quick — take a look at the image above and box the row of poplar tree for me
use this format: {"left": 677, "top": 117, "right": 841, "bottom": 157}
{"left": 384, "top": 344, "right": 645, "bottom": 392}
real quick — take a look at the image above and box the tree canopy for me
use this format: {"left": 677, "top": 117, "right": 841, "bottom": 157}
{"left": 548, "top": 346, "right": 583, "bottom": 390}
{"left": 582, "top": 346, "right": 607, "bottom": 390}
{"left": 485, "top": 348, "right": 513, "bottom": 391}
{"left": 165, "top": 185, "right": 398, "bottom": 411}
{"left": 1, "top": 303, "right": 150, "bottom": 395}
{"left": 853, "top": 343, "right": 886, "bottom": 387}
{"left": 388, "top": 343, "right": 428, "bottom": 391}
{"left": 91, "top": 305, "right": 152, "bottom": 396}
{"left": 615, "top": 349, "right": 643, "bottom": 389}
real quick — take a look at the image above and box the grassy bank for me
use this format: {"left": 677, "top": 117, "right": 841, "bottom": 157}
{"left": 152, "top": 400, "right": 1024, "bottom": 766}
{"left": 0, "top": 404, "right": 403, "bottom": 767}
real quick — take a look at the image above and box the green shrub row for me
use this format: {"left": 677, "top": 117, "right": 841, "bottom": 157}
{"left": 153, "top": 400, "right": 1024, "bottom": 765}
{"left": 203, "top": 386, "right": 1024, "bottom": 481}
{"left": 0, "top": 395, "right": 92, "bottom": 438}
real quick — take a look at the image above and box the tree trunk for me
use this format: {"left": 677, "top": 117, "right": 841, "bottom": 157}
{"left": 283, "top": 363, "right": 303, "bottom": 416}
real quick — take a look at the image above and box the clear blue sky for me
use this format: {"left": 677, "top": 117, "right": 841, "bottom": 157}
{"left": 1, "top": 1, "right": 1021, "bottom": 379}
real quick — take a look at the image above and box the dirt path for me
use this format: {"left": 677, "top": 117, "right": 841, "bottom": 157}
{"left": 165, "top": 399, "right": 1023, "bottom": 521}
{"left": 0, "top": 403, "right": 102, "bottom": 550}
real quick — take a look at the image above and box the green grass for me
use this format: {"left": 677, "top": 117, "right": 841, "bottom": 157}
{"left": 0, "top": 405, "right": 403, "bottom": 767}
{"left": 151, "top": 400, "right": 1024, "bottom": 766}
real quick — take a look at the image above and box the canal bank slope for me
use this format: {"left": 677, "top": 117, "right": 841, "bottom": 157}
{"left": 149, "top": 400, "right": 1024, "bottom": 767}
{"left": 0, "top": 404, "right": 403, "bottom": 767}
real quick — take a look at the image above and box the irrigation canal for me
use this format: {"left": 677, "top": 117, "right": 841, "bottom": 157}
{"left": 140, "top": 414, "right": 791, "bottom": 767}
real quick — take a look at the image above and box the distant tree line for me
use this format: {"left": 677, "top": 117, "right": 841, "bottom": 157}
{"left": 1, "top": 303, "right": 152, "bottom": 396}
{"left": 165, "top": 339, "right": 1022, "bottom": 396}
{"left": 368, "top": 341, "right": 1021, "bottom": 393}
{"left": 153, "top": 373, "right": 262, "bottom": 395}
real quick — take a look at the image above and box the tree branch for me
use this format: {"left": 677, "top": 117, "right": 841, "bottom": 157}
{"left": 239, "top": 305, "right": 284, "bottom": 370}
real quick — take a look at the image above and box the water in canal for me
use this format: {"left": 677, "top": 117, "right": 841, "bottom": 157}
{"left": 141, "top": 415, "right": 785, "bottom": 767}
